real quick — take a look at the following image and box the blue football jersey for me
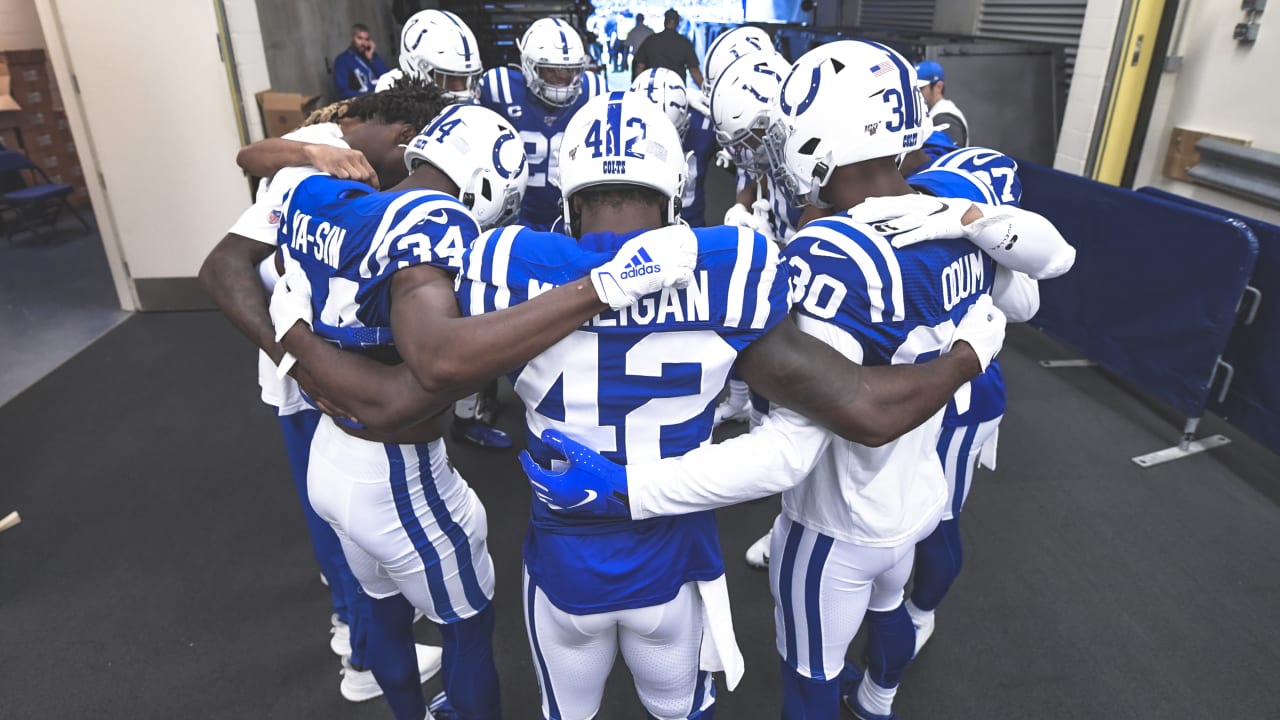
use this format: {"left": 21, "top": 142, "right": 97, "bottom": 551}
{"left": 907, "top": 147, "right": 1024, "bottom": 426}
{"left": 915, "top": 146, "right": 1023, "bottom": 207}
{"left": 477, "top": 67, "right": 604, "bottom": 231}
{"left": 278, "top": 175, "right": 478, "bottom": 347}
{"left": 785, "top": 212, "right": 995, "bottom": 374}
{"left": 680, "top": 109, "right": 717, "bottom": 227}
{"left": 457, "top": 224, "right": 791, "bottom": 614}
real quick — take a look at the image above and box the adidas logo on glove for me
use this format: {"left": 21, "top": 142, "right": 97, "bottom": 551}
{"left": 619, "top": 248, "right": 661, "bottom": 279}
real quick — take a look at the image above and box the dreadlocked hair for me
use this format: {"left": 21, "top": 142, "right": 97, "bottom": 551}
{"left": 300, "top": 74, "right": 449, "bottom": 131}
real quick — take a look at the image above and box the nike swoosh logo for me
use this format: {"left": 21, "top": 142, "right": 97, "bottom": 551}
{"left": 566, "top": 489, "right": 598, "bottom": 509}
{"left": 808, "top": 240, "right": 847, "bottom": 259}
{"left": 423, "top": 209, "right": 451, "bottom": 224}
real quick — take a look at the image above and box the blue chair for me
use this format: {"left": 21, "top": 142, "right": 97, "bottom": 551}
{"left": 0, "top": 149, "right": 91, "bottom": 242}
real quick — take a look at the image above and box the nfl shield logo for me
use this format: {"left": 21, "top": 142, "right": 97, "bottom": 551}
{"left": 268, "top": 209, "right": 282, "bottom": 225}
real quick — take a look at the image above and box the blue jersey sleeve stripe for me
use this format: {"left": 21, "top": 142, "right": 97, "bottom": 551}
{"left": 490, "top": 225, "right": 519, "bottom": 310}
{"left": 824, "top": 216, "right": 906, "bottom": 322}
{"left": 465, "top": 229, "right": 494, "bottom": 316}
{"left": 501, "top": 67, "right": 514, "bottom": 104}
{"left": 724, "top": 226, "right": 755, "bottom": 327}
{"left": 802, "top": 224, "right": 891, "bottom": 324}
{"left": 751, "top": 239, "right": 783, "bottom": 329}
{"left": 361, "top": 190, "right": 437, "bottom": 278}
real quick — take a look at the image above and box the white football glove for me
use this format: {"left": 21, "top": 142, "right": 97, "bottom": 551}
{"left": 847, "top": 194, "right": 981, "bottom": 248}
{"left": 687, "top": 92, "right": 710, "bottom": 116}
{"left": 949, "top": 294, "right": 1006, "bottom": 372}
{"left": 269, "top": 259, "right": 314, "bottom": 378}
{"left": 714, "top": 148, "right": 734, "bottom": 170}
{"left": 723, "top": 202, "right": 762, "bottom": 229}
{"left": 590, "top": 225, "right": 698, "bottom": 309}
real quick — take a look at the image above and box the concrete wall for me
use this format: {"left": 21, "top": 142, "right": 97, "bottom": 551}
{"left": 255, "top": 0, "right": 397, "bottom": 103}
{"left": 1130, "top": 1, "right": 1280, "bottom": 224}
{"left": 1052, "top": 0, "right": 1127, "bottom": 174}
{"left": 223, "top": 0, "right": 271, "bottom": 143}
{"left": 0, "top": 0, "right": 44, "bottom": 51}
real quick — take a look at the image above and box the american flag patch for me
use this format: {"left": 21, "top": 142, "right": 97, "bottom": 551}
{"left": 869, "top": 62, "right": 893, "bottom": 77}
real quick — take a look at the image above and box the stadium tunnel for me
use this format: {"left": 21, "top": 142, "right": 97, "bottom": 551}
{"left": 1, "top": 0, "right": 1280, "bottom": 718}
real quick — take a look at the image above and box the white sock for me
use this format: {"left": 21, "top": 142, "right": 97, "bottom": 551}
{"left": 728, "top": 379, "right": 749, "bottom": 407}
{"left": 454, "top": 393, "right": 479, "bottom": 419}
{"left": 857, "top": 670, "right": 897, "bottom": 717}
{"left": 905, "top": 599, "right": 934, "bottom": 628}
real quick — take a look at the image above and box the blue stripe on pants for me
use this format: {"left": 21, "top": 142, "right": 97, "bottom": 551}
{"left": 413, "top": 442, "right": 489, "bottom": 613}
{"left": 525, "top": 575, "right": 562, "bottom": 719}
{"left": 777, "top": 519, "right": 805, "bottom": 669}
{"left": 385, "top": 444, "right": 459, "bottom": 622}
{"left": 805, "top": 534, "right": 834, "bottom": 679}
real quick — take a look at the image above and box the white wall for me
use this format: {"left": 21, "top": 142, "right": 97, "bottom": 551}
{"left": 1131, "top": 1, "right": 1280, "bottom": 224}
{"left": 223, "top": 0, "right": 271, "bottom": 143}
{"left": 0, "top": 0, "right": 44, "bottom": 51}
{"left": 1053, "top": 0, "right": 1126, "bottom": 174}
{"left": 37, "top": 0, "right": 253, "bottom": 309}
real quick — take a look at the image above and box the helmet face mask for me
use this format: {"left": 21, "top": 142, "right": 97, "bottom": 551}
{"left": 403, "top": 104, "right": 529, "bottom": 229}
{"left": 557, "top": 92, "right": 688, "bottom": 237}
{"left": 519, "top": 18, "right": 588, "bottom": 107}
{"left": 709, "top": 51, "right": 789, "bottom": 176}
{"left": 399, "top": 10, "right": 484, "bottom": 101}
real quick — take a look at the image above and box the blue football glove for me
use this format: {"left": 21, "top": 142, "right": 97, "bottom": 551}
{"left": 518, "top": 429, "right": 631, "bottom": 519}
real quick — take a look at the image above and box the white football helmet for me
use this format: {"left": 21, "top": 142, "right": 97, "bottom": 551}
{"left": 558, "top": 91, "right": 687, "bottom": 236}
{"left": 399, "top": 9, "right": 484, "bottom": 101}
{"left": 709, "top": 51, "right": 789, "bottom": 172}
{"left": 764, "top": 40, "right": 932, "bottom": 207}
{"left": 703, "top": 26, "right": 774, "bottom": 103}
{"left": 403, "top": 104, "right": 528, "bottom": 229}
{"left": 519, "top": 18, "right": 588, "bottom": 107}
{"left": 630, "top": 68, "right": 690, "bottom": 139}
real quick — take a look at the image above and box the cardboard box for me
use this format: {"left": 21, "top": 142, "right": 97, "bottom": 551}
{"left": 255, "top": 90, "right": 322, "bottom": 138}
{"left": 0, "top": 56, "right": 23, "bottom": 137}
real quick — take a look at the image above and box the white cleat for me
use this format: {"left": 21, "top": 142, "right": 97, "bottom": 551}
{"left": 340, "top": 644, "right": 444, "bottom": 702}
{"left": 713, "top": 398, "right": 751, "bottom": 428}
{"left": 744, "top": 530, "right": 772, "bottom": 570}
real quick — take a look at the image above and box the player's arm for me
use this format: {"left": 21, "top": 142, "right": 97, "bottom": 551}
{"left": 199, "top": 233, "right": 283, "bottom": 363}
{"left": 277, "top": 322, "right": 474, "bottom": 430}
{"left": 737, "top": 306, "right": 997, "bottom": 447}
{"left": 236, "top": 139, "right": 378, "bottom": 187}
{"left": 991, "top": 266, "right": 1039, "bottom": 323}
{"left": 848, "top": 194, "right": 1075, "bottom": 279}
{"left": 390, "top": 264, "right": 608, "bottom": 392}
{"left": 393, "top": 225, "right": 699, "bottom": 394}
{"left": 522, "top": 404, "right": 831, "bottom": 519}
{"left": 522, "top": 297, "right": 1006, "bottom": 520}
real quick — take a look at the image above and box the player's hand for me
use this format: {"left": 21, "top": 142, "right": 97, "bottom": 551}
{"left": 270, "top": 261, "right": 313, "bottom": 377}
{"left": 714, "top": 148, "right": 734, "bottom": 170}
{"left": 723, "top": 202, "right": 761, "bottom": 230}
{"left": 846, "top": 195, "right": 979, "bottom": 248}
{"left": 589, "top": 225, "right": 698, "bottom": 309}
{"left": 518, "top": 430, "right": 631, "bottom": 519}
{"left": 304, "top": 144, "right": 379, "bottom": 188}
{"left": 687, "top": 92, "right": 710, "bottom": 116}
{"left": 949, "top": 295, "right": 1006, "bottom": 372}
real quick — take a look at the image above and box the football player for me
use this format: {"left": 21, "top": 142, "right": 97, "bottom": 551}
{"left": 376, "top": 9, "right": 485, "bottom": 100}
{"left": 265, "top": 103, "right": 699, "bottom": 719}
{"left": 201, "top": 80, "right": 449, "bottom": 707}
{"left": 477, "top": 17, "right": 605, "bottom": 231}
